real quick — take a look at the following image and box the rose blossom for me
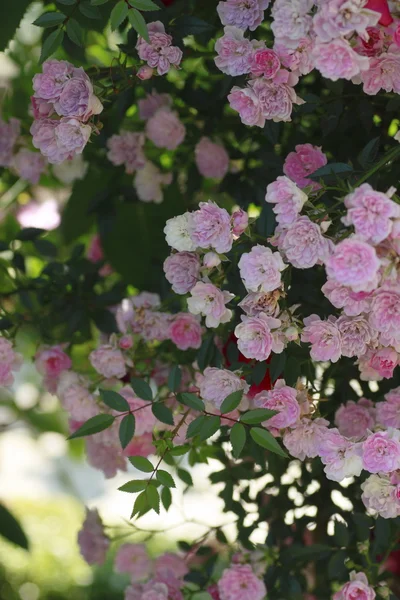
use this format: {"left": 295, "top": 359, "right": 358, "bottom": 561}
{"left": 190, "top": 201, "right": 233, "bottom": 254}
{"left": 12, "top": 149, "right": 46, "bottom": 184}
{"left": 35, "top": 345, "right": 71, "bottom": 392}
{"left": 335, "top": 399, "right": 376, "bottom": 438}
{"left": 136, "top": 21, "right": 182, "bottom": 76}
{"left": 321, "top": 280, "right": 372, "bottom": 316}
{"left": 333, "top": 571, "right": 376, "bottom": 600}
{"left": 214, "top": 26, "right": 254, "bottom": 76}
{"left": 138, "top": 91, "right": 172, "bottom": 121}
{"left": 168, "top": 313, "right": 202, "bottom": 350}
{"left": 32, "top": 59, "right": 73, "bottom": 101}
{"left": 361, "top": 473, "right": 400, "bottom": 519}
{"left": 217, "top": 0, "right": 270, "bottom": 31}
{"left": 265, "top": 176, "right": 308, "bottom": 225}
{"left": 254, "top": 380, "right": 301, "bottom": 430}
{"left": 337, "top": 315, "right": 374, "bottom": 357}
{"left": 239, "top": 291, "right": 281, "bottom": 317}
{"left": 271, "top": 0, "right": 313, "bottom": 44}
{"left": 143, "top": 574, "right": 183, "bottom": 600}
{"left": 217, "top": 564, "right": 266, "bottom": 600}
{"left": 232, "top": 209, "right": 248, "bottom": 236}
{"left": 89, "top": 344, "right": 127, "bottom": 379}
{"left": 77, "top": 508, "right": 109, "bottom": 565}
{"left": 318, "top": 428, "right": 363, "bottom": 481}
{"left": 312, "top": 39, "right": 370, "bottom": 81}
{"left": 326, "top": 238, "right": 380, "bottom": 292}
{"left": 163, "top": 252, "right": 200, "bottom": 294}
{"left": 238, "top": 245, "right": 287, "bottom": 293}
{"left": 86, "top": 438, "right": 127, "bottom": 478}
{"left": 234, "top": 313, "right": 282, "bottom": 361}
{"left": 301, "top": 315, "right": 342, "bottom": 362}
{"left": 283, "top": 144, "right": 327, "bottom": 190}
{"left": 137, "top": 66, "right": 154, "bottom": 80}
{"left": 0, "top": 337, "right": 23, "bottom": 387}
{"left": 57, "top": 371, "right": 97, "bottom": 421}
{"left": 362, "top": 430, "right": 400, "bottom": 473}
{"left": 164, "top": 213, "right": 196, "bottom": 252}
{"left": 52, "top": 154, "right": 88, "bottom": 184}
{"left": 369, "top": 348, "right": 399, "bottom": 379}
{"left": 195, "top": 137, "right": 229, "bottom": 179}
{"left": 53, "top": 68, "right": 103, "bottom": 121}
{"left": 187, "top": 282, "right": 234, "bottom": 328}
{"left": 376, "top": 387, "right": 400, "bottom": 428}
{"left": 283, "top": 417, "right": 330, "bottom": 460}
{"left": 134, "top": 162, "right": 172, "bottom": 204}
{"left": 369, "top": 289, "right": 400, "bottom": 337}
{"left": 281, "top": 216, "right": 330, "bottom": 269}
{"left": 0, "top": 117, "right": 20, "bottom": 167}
{"left": 203, "top": 252, "right": 221, "bottom": 268}
{"left": 155, "top": 553, "right": 188, "bottom": 579}
{"left": 30, "top": 117, "right": 91, "bottom": 164}
{"left": 146, "top": 108, "right": 186, "bottom": 150}
{"left": 198, "top": 367, "right": 249, "bottom": 409}
{"left": 274, "top": 37, "right": 315, "bottom": 75}
{"left": 361, "top": 52, "right": 400, "bottom": 95}
{"left": 250, "top": 47, "right": 281, "bottom": 78}
{"left": 313, "top": 0, "right": 380, "bottom": 42}
{"left": 106, "top": 132, "right": 146, "bottom": 174}
{"left": 114, "top": 543, "right": 152, "bottom": 580}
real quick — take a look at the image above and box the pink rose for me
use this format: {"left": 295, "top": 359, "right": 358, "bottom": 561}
{"left": 155, "top": 552, "right": 188, "bottom": 579}
{"left": 217, "top": 0, "right": 270, "bottom": 31}
{"left": 321, "top": 280, "right": 372, "bottom": 316}
{"left": 232, "top": 209, "right": 248, "bottom": 236}
{"left": 77, "top": 508, "right": 109, "bottom": 566}
{"left": 283, "top": 417, "right": 330, "bottom": 460}
{"left": 12, "top": 149, "right": 46, "bottom": 184}
{"left": 301, "top": 314, "right": 342, "bottom": 363}
{"left": 215, "top": 26, "right": 254, "bottom": 76}
{"left": 362, "top": 431, "right": 400, "bottom": 473}
{"left": 313, "top": 0, "right": 380, "bottom": 42}
{"left": 318, "top": 428, "right": 363, "bottom": 481}
{"left": 235, "top": 313, "right": 282, "bottom": 361}
{"left": 376, "top": 387, "right": 400, "bottom": 428}
{"left": 313, "top": 38, "right": 370, "bottom": 81}
{"left": 271, "top": 0, "right": 313, "bottom": 43}
{"left": 361, "top": 52, "right": 400, "bottom": 95}
{"left": 187, "top": 282, "right": 234, "bottom": 328}
{"left": 138, "top": 91, "right": 172, "bottom": 121}
{"left": 217, "top": 564, "right": 266, "bottom": 600}
{"left": 119, "top": 386, "right": 156, "bottom": 436}
{"left": 134, "top": 161, "right": 172, "bottom": 204}
{"left": 369, "top": 289, "right": 400, "bottom": 338}
{"left": 283, "top": 143, "right": 327, "bottom": 190}
{"left": 333, "top": 571, "right": 376, "bottom": 600}
{"left": 53, "top": 68, "right": 103, "bottom": 121}
{"left": 123, "top": 432, "right": 155, "bottom": 458}
{"left": 89, "top": 344, "right": 127, "bottom": 379}
{"left": 31, "top": 117, "right": 92, "bottom": 164}
{"left": 265, "top": 175, "right": 308, "bottom": 225}
{"left": 169, "top": 313, "right": 202, "bottom": 350}
{"left": 238, "top": 244, "right": 287, "bottom": 292}
{"left": 32, "top": 59, "right": 73, "bottom": 101}
{"left": 368, "top": 347, "right": 398, "bottom": 378}
{"left": 337, "top": 315, "right": 374, "bottom": 358}
{"left": 190, "top": 201, "right": 233, "bottom": 254}
{"left": 57, "top": 372, "right": 97, "bottom": 421}
{"left": 35, "top": 345, "right": 71, "bottom": 380}
{"left": 146, "top": 108, "right": 186, "bottom": 150}
{"left": 228, "top": 85, "right": 264, "bottom": 127}
{"left": 254, "top": 380, "right": 300, "bottom": 430}
{"left": 335, "top": 399, "right": 376, "bottom": 439}
{"left": 114, "top": 543, "right": 152, "bottom": 580}
{"left": 195, "top": 137, "right": 229, "bottom": 179}
{"left": 326, "top": 239, "right": 380, "bottom": 292}
{"left": 137, "top": 65, "right": 154, "bottom": 80}
{"left": 86, "top": 438, "right": 127, "bottom": 478}
{"left": 136, "top": 21, "right": 182, "bottom": 76}
{"left": 163, "top": 252, "right": 200, "bottom": 294}
{"left": 280, "top": 216, "right": 330, "bottom": 269}
{"left": 250, "top": 47, "right": 281, "bottom": 78}
{"left": 107, "top": 131, "right": 146, "bottom": 174}
{"left": 198, "top": 367, "right": 248, "bottom": 409}
{"left": 0, "top": 337, "right": 23, "bottom": 387}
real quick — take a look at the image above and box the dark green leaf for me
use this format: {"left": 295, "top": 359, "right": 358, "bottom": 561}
{"left": 128, "top": 8, "right": 149, "bottom": 42}
{"left": 285, "top": 544, "right": 333, "bottom": 562}
{"left": 33, "top": 239, "right": 57, "bottom": 257}
{"left": 16, "top": 228, "right": 45, "bottom": 241}
{"left": 173, "top": 15, "right": 214, "bottom": 38}
{"left": 131, "top": 377, "right": 153, "bottom": 401}
{"left": 128, "top": 0, "right": 159, "bottom": 9}
{"left": 119, "top": 414, "right": 135, "bottom": 449}
{"left": 161, "top": 486, "right": 172, "bottom": 510}
{"left": 308, "top": 162, "right": 353, "bottom": 182}
{"left": 79, "top": 2, "right": 101, "bottom": 18}
{"left": 152, "top": 403, "right": 174, "bottom": 426}
{"left": 177, "top": 468, "right": 193, "bottom": 486}
{"left": 33, "top": 12, "right": 66, "bottom": 27}
{"left": 250, "top": 427, "right": 288, "bottom": 458}
{"left": 230, "top": 423, "right": 246, "bottom": 459}
{"left": 352, "top": 513, "right": 372, "bottom": 541}
{"left": 333, "top": 520, "right": 349, "bottom": 547}
{"left": 66, "top": 18, "right": 84, "bottom": 46}
{"left": 69, "top": 414, "right": 115, "bottom": 439}
{"left": 119, "top": 479, "right": 147, "bottom": 493}
{"left": 91, "top": 0, "right": 108, "bottom": 3}
{"left": 100, "top": 389, "right": 130, "bottom": 412}
{"left": 199, "top": 416, "right": 220, "bottom": 441}
{"left": 241, "top": 409, "right": 278, "bottom": 425}
{"left": 131, "top": 490, "right": 149, "bottom": 517}
{"left": 129, "top": 456, "right": 154, "bottom": 472}
{"left": 177, "top": 392, "right": 204, "bottom": 411}
{"left": 57, "top": 0, "right": 76, "bottom": 4}
{"left": 186, "top": 415, "right": 206, "bottom": 438}
{"left": 252, "top": 361, "right": 267, "bottom": 386}
{"left": 39, "top": 28, "right": 64, "bottom": 63}
{"left": 358, "top": 137, "right": 380, "bottom": 169}
{"left": 156, "top": 470, "right": 175, "bottom": 488}
{"left": 0, "top": 504, "right": 29, "bottom": 550}
{"left": 372, "top": 517, "right": 391, "bottom": 557}
{"left": 328, "top": 550, "right": 347, "bottom": 580}
{"left": 168, "top": 365, "right": 182, "bottom": 392}
{"left": 269, "top": 351, "right": 286, "bottom": 382}
{"left": 0, "top": 317, "right": 13, "bottom": 330}
{"left": 146, "top": 485, "right": 160, "bottom": 513}
{"left": 91, "top": 309, "right": 118, "bottom": 335}
{"left": 197, "top": 335, "right": 215, "bottom": 371}
{"left": 0, "top": 0, "right": 32, "bottom": 51}
{"left": 220, "top": 390, "right": 243, "bottom": 414}
{"left": 110, "top": 0, "right": 128, "bottom": 30}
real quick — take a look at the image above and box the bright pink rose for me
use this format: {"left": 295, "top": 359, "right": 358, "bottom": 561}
{"left": 31, "top": 117, "right": 91, "bottom": 164}
{"left": 198, "top": 367, "right": 248, "bottom": 409}
{"left": 335, "top": 399, "right": 376, "bottom": 439}
{"left": 106, "top": 131, "right": 146, "bottom": 174}
{"left": 228, "top": 85, "right": 263, "bottom": 127}
{"left": 35, "top": 345, "right": 71, "bottom": 384}
{"left": 155, "top": 553, "right": 188, "bottom": 579}
{"left": 254, "top": 380, "right": 300, "bottom": 430}
{"left": 190, "top": 201, "right": 233, "bottom": 254}
{"left": 195, "top": 137, "right": 229, "bottom": 179}
{"left": 368, "top": 347, "right": 398, "bottom": 378}
{"left": 232, "top": 209, "right": 248, "bottom": 236}
{"left": 321, "top": 280, "right": 372, "bottom": 316}
{"left": 361, "top": 52, "right": 400, "bottom": 94}
{"left": 313, "top": 39, "right": 370, "bottom": 81}
{"left": 78, "top": 508, "right": 109, "bottom": 566}
{"left": 283, "top": 417, "right": 330, "bottom": 460}
{"left": 283, "top": 143, "right": 327, "bottom": 190}
{"left": 235, "top": 313, "right": 281, "bottom": 361}
{"left": 114, "top": 543, "right": 152, "bottom": 580}
{"left": 215, "top": 26, "right": 254, "bottom": 76}
{"left": 376, "top": 387, "right": 400, "bottom": 428}
{"left": 238, "top": 244, "right": 287, "bottom": 292}
{"left": 0, "top": 337, "right": 23, "bottom": 387}
{"left": 12, "top": 149, "right": 46, "bottom": 184}
{"left": 369, "top": 289, "right": 400, "bottom": 337}
{"left": 301, "top": 314, "right": 342, "bottom": 362}
{"left": 169, "top": 313, "right": 202, "bottom": 350}
{"left": 250, "top": 48, "right": 281, "bottom": 78}
{"left": 281, "top": 216, "right": 330, "bottom": 269}
{"left": 217, "top": 0, "right": 270, "bottom": 31}
{"left": 163, "top": 252, "right": 200, "bottom": 294}
{"left": 89, "top": 344, "right": 127, "bottom": 379}
{"left": 265, "top": 176, "right": 307, "bottom": 225}
{"left": 326, "top": 239, "right": 380, "bottom": 292}
{"left": 187, "top": 282, "right": 233, "bottom": 328}
{"left": 136, "top": 21, "right": 182, "bottom": 76}
{"left": 318, "top": 428, "right": 363, "bottom": 481}
{"left": 119, "top": 335, "right": 133, "bottom": 350}
{"left": 313, "top": 0, "right": 380, "bottom": 42}
{"left": 362, "top": 431, "right": 400, "bottom": 473}
{"left": 218, "top": 564, "right": 266, "bottom": 600}
{"left": 333, "top": 571, "right": 376, "bottom": 600}
{"left": 337, "top": 315, "right": 374, "bottom": 358}
{"left": 355, "top": 25, "right": 385, "bottom": 56}
{"left": 0, "top": 117, "right": 20, "bottom": 167}
{"left": 138, "top": 91, "right": 172, "bottom": 121}
{"left": 146, "top": 108, "right": 186, "bottom": 150}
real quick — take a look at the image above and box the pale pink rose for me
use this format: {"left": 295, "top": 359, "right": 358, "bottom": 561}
{"left": 12, "top": 149, "right": 46, "bottom": 184}
{"left": 163, "top": 252, "right": 200, "bottom": 294}
{"left": 361, "top": 52, "right": 400, "bottom": 94}
{"left": 235, "top": 313, "right": 282, "bottom": 361}
{"left": 195, "top": 137, "right": 229, "bottom": 179}
{"left": 169, "top": 313, "right": 202, "bottom": 350}
{"left": 318, "top": 428, "right": 363, "bottom": 482}
{"left": 271, "top": 0, "right": 313, "bottom": 43}
{"left": 281, "top": 216, "right": 330, "bottom": 269}
{"left": 0, "top": 117, "right": 20, "bottom": 167}
{"left": 283, "top": 143, "right": 327, "bottom": 190}
{"left": 53, "top": 67, "right": 103, "bottom": 121}
{"left": 238, "top": 244, "right": 287, "bottom": 292}
{"left": 283, "top": 417, "right": 330, "bottom": 460}
{"left": 253, "top": 380, "right": 301, "bottom": 430}
{"left": 217, "top": 0, "right": 270, "bottom": 31}
{"left": 218, "top": 564, "right": 266, "bottom": 600}
{"left": 30, "top": 117, "right": 91, "bottom": 164}
{"left": 362, "top": 431, "right": 400, "bottom": 473}
{"left": 228, "top": 85, "right": 264, "bottom": 127}
{"left": 0, "top": 337, "right": 23, "bottom": 387}
{"left": 137, "top": 66, "right": 154, "bottom": 80}
{"left": 361, "top": 473, "right": 400, "bottom": 519}
{"left": 190, "top": 201, "right": 233, "bottom": 254}
{"left": 252, "top": 76, "right": 304, "bottom": 123}
{"left": 134, "top": 162, "right": 172, "bottom": 204}
{"left": 337, "top": 315, "right": 374, "bottom": 357}
{"left": 78, "top": 508, "right": 110, "bottom": 566}
{"left": 369, "top": 289, "right": 400, "bottom": 337}
{"left": 89, "top": 344, "right": 127, "bottom": 379}
{"left": 86, "top": 438, "right": 127, "bottom": 478}
{"left": 35, "top": 345, "right": 71, "bottom": 379}
{"left": 155, "top": 553, "right": 188, "bottom": 579}
{"left": 188, "top": 282, "right": 233, "bottom": 328}
{"left": 57, "top": 371, "right": 97, "bottom": 421}
{"left": 335, "top": 399, "right": 376, "bottom": 438}
{"left": 376, "top": 386, "right": 400, "bottom": 428}
{"left": 140, "top": 583, "right": 169, "bottom": 600}
{"left": 342, "top": 183, "right": 399, "bottom": 244}
{"left": 321, "top": 280, "right": 372, "bottom": 316}
{"left": 333, "top": 571, "right": 376, "bottom": 600}
{"left": 215, "top": 26, "right": 254, "bottom": 75}
{"left": 265, "top": 176, "right": 307, "bottom": 225}
{"left": 32, "top": 59, "right": 74, "bottom": 100}
{"left": 203, "top": 252, "right": 221, "bottom": 268}
{"left": 143, "top": 574, "right": 183, "bottom": 600}
{"left": 313, "top": 39, "right": 370, "bottom": 81}
{"left": 123, "top": 432, "right": 155, "bottom": 458}
{"left": 232, "top": 209, "right": 249, "bottom": 236}
{"left": 31, "top": 97, "right": 53, "bottom": 119}
{"left": 52, "top": 154, "right": 88, "bottom": 184}
{"left": 326, "top": 239, "right": 380, "bottom": 292}
{"left": 107, "top": 132, "right": 146, "bottom": 174}
{"left": 301, "top": 314, "right": 342, "bottom": 362}
{"left": 368, "top": 347, "right": 398, "bottom": 378}
{"left": 275, "top": 37, "right": 315, "bottom": 76}
{"left": 138, "top": 91, "right": 172, "bottom": 121}
{"left": 146, "top": 108, "right": 186, "bottom": 150}
{"left": 239, "top": 291, "right": 280, "bottom": 317}
{"left": 250, "top": 47, "right": 281, "bottom": 78}
{"left": 114, "top": 543, "right": 152, "bottom": 580}
{"left": 313, "top": 0, "right": 380, "bottom": 42}
{"left": 198, "top": 367, "right": 248, "bottom": 409}
{"left": 119, "top": 386, "right": 157, "bottom": 436}
{"left": 136, "top": 21, "right": 182, "bottom": 76}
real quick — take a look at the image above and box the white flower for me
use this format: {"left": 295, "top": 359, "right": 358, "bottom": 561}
{"left": 164, "top": 213, "right": 196, "bottom": 251}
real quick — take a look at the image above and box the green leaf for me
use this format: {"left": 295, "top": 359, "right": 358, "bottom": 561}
{"left": 328, "top": 550, "right": 347, "bottom": 580}
{"left": 128, "top": 8, "right": 149, "bottom": 42}
{"left": 0, "top": 0, "right": 32, "bottom": 51}
{"left": 309, "top": 162, "right": 353, "bottom": 182}
{"left": 57, "top": 0, "right": 76, "bottom": 4}
{"left": 269, "top": 351, "right": 286, "bottom": 382}
{"left": 156, "top": 470, "right": 175, "bottom": 488}
{"left": 197, "top": 335, "right": 215, "bottom": 371}
{"left": 285, "top": 544, "right": 333, "bottom": 562}
{"left": 168, "top": 365, "right": 182, "bottom": 392}
{"left": 177, "top": 468, "right": 193, "bottom": 486}
{"left": 250, "top": 427, "right": 288, "bottom": 458}
{"left": 173, "top": 15, "right": 214, "bottom": 38}
{"left": 199, "top": 416, "right": 220, "bottom": 441}
{"left": 152, "top": 403, "right": 174, "bottom": 426}
{"left": 252, "top": 361, "right": 267, "bottom": 386}
{"left": 110, "top": 0, "right": 128, "bottom": 30}
{"left": 129, "top": 456, "right": 154, "bottom": 472}
{"left": 170, "top": 445, "right": 190, "bottom": 456}
{"left": 241, "top": 409, "right": 278, "bottom": 425}
{"left": 131, "top": 377, "right": 153, "bottom": 401}
{"left": 16, "top": 227, "right": 45, "bottom": 241}
{"left": 119, "top": 414, "right": 135, "bottom": 449}
{"left": 161, "top": 486, "right": 172, "bottom": 510}
{"left": 177, "top": 392, "right": 205, "bottom": 412}
{"left": 33, "top": 12, "right": 66, "bottom": 27}
{"left": 220, "top": 390, "right": 243, "bottom": 414}
{"left": 79, "top": 2, "right": 101, "bottom": 18}
{"left": 129, "top": 0, "right": 159, "bottom": 10}
{"left": 100, "top": 389, "right": 130, "bottom": 412}
{"left": 0, "top": 317, "right": 13, "bottom": 330}
{"left": 333, "top": 520, "right": 349, "bottom": 547}
{"left": 91, "top": 0, "right": 109, "bottom": 4}
{"left": 230, "top": 423, "right": 246, "bottom": 459}
{"left": 119, "top": 479, "right": 147, "bottom": 493}
{"left": 146, "top": 485, "right": 160, "bottom": 513}
{"left": 68, "top": 414, "right": 115, "bottom": 439}
{"left": 358, "top": 137, "right": 380, "bottom": 169}
{"left": 66, "top": 18, "right": 84, "bottom": 46}
{"left": 33, "top": 239, "right": 57, "bottom": 257}
{"left": 186, "top": 415, "right": 206, "bottom": 439}
{"left": 0, "top": 503, "right": 29, "bottom": 550}
{"left": 39, "top": 28, "right": 64, "bottom": 63}
{"left": 131, "top": 490, "right": 149, "bottom": 518}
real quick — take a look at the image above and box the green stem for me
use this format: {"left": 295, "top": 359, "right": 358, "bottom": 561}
{"left": 355, "top": 144, "right": 400, "bottom": 186}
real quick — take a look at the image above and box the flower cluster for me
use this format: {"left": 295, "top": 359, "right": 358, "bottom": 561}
{"left": 136, "top": 21, "right": 183, "bottom": 76}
